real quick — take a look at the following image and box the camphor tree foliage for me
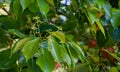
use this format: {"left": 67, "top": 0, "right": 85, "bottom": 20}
{"left": 0, "top": 0, "right": 120, "bottom": 72}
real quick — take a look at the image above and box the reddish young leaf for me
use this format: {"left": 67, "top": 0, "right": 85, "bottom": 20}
{"left": 54, "top": 62, "right": 60, "bottom": 70}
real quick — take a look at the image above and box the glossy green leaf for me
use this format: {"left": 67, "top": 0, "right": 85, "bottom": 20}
{"left": 0, "top": 49, "right": 19, "bottom": 69}
{"left": 67, "top": 43, "right": 78, "bottom": 64}
{"left": 69, "top": 41, "right": 85, "bottom": 63}
{"left": 36, "top": 48, "right": 55, "bottom": 72}
{"left": 37, "top": 0, "right": 49, "bottom": 15}
{"left": 19, "top": 0, "right": 33, "bottom": 11}
{"left": 51, "top": 31, "right": 66, "bottom": 43}
{"left": 110, "top": 67, "right": 119, "bottom": 72}
{"left": 22, "top": 38, "right": 40, "bottom": 61}
{"left": 8, "top": 29, "right": 26, "bottom": 38}
{"left": 13, "top": 0, "right": 22, "bottom": 18}
{"left": 103, "top": 2, "right": 112, "bottom": 17}
{"left": 12, "top": 38, "right": 31, "bottom": 54}
{"left": 111, "top": 10, "right": 120, "bottom": 29}
{"left": 46, "top": 0, "right": 54, "bottom": 6}
{"left": 96, "top": 21, "right": 106, "bottom": 37}
{"left": 48, "top": 36, "right": 61, "bottom": 62}
{"left": 60, "top": 44, "right": 71, "bottom": 66}
{"left": 87, "top": 10, "right": 98, "bottom": 24}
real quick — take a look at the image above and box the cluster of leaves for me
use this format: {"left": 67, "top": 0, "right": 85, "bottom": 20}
{"left": 0, "top": 0, "right": 120, "bottom": 72}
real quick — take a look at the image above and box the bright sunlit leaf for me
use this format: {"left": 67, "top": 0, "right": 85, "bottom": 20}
{"left": 51, "top": 31, "right": 66, "bottom": 43}
{"left": 22, "top": 38, "right": 39, "bottom": 61}
{"left": 19, "top": 0, "right": 33, "bottom": 11}
{"left": 36, "top": 48, "right": 55, "bottom": 72}
{"left": 37, "top": 0, "right": 49, "bottom": 15}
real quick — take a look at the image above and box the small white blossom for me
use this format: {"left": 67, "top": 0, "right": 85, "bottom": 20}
{"left": 59, "top": 15, "right": 67, "bottom": 22}
{"left": 60, "top": 0, "right": 71, "bottom": 6}
{"left": 61, "top": 7, "right": 66, "bottom": 11}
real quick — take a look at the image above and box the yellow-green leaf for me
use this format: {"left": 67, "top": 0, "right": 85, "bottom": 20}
{"left": 51, "top": 31, "right": 66, "bottom": 43}
{"left": 87, "top": 10, "right": 98, "bottom": 24}
{"left": 110, "top": 67, "right": 119, "bottom": 72}
{"left": 22, "top": 38, "right": 39, "bottom": 61}
{"left": 70, "top": 41, "right": 85, "bottom": 63}
{"left": 46, "top": 0, "right": 54, "bottom": 6}
{"left": 96, "top": 21, "right": 106, "bottom": 38}
{"left": 13, "top": 0, "right": 22, "bottom": 18}
{"left": 13, "top": 38, "right": 31, "bottom": 54}
{"left": 48, "top": 36, "right": 61, "bottom": 62}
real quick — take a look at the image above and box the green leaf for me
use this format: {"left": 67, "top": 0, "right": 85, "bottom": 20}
{"left": 60, "top": 44, "right": 71, "bottom": 66}
{"left": 12, "top": 38, "right": 31, "bottom": 54}
{"left": 95, "top": 0, "right": 105, "bottom": 9}
{"left": 0, "top": 49, "right": 19, "bottom": 69}
{"left": 67, "top": 43, "right": 78, "bottom": 64}
{"left": 111, "top": 10, "right": 120, "bottom": 29}
{"left": 28, "top": 0, "right": 39, "bottom": 13}
{"left": 110, "top": 67, "right": 119, "bottom": 72}
{"left": 37, "top": 0, "right": 49, "bottom": 15}
{"left": 69, "top": 41, "right": 85, "bottom": 63}
{"left": 87, "top": 10, "right": 98, "bottom": 24}
{"left": 116, "top": 66, "right": 120, "bottom": 70}
{"left": 48, "top": 36, "right": 61, "bottom": 62}
{"left": 8, "top": 29, "right": 26, "bottom": 38}
{"left": 22, "top": 38, "right": 40, "bottom": 61}
{"left": 51, "top": 31, "right": 66, "bottom": 43}
{"left": 66, "top": 34, "right": 74, "bottom": 41}
{"left": 96, "top": 30, "right": 107, "bottom": 47}
{"left": 27, "top": 59, "right": 41, "bottom": 72}
{"left": 0, "top": 16, "right": 18, "bottom": 29}
{"left": 0, "top": 28, "right": 7, "bottom": 47}
{"left": 105, "top": 34, "right": 115, "bottom": 47}
{"left": 13, "top": 0, "right": 22, "bottom": 18}
{"left": 19, "top": 0, "right": 33, "bottom": 11}
{"left": 46, "top": 0, "right": 54, "bottom": 6}
{"left": 103, "top": 2, "right": 112, "bottom": 17}
{"left": 96, "top": 21, "right": 106, "bottom": 38}
{"left": 36, "top": 48, "right": 55, "bottom": 72}
{"left": 71, "top": 62, "right": 89, "bottom": 72}
{"left": 118, "top": 0, "right": 120, "bottom": 8}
